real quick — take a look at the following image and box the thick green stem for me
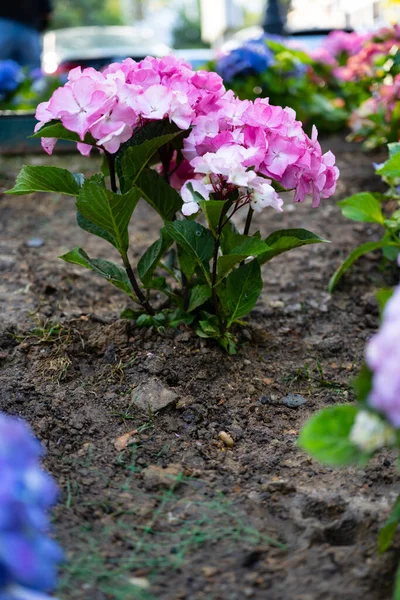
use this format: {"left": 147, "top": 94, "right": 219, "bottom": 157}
{"left": 159, "top": 144, "right": 174, "bottom": 184}
{"left": 105, "top": 153, "right": 154, "bottom": 315}
{"left": 211, "top": 205, "right": 231, "bottom": 334}
{"left": 122, "top": 252, "right": 155, "bottom": 315}
{"left": 181, "top": 272, "right": 190, "bottom": 312}
{"left": 240, "top": 205, "right": 255, "bottom": 267}
{"left": 211, "top": 206, "right": 228, "bottom": 289}
{"left": 244, "top": 206, "right": 254, "bottom": 236}
{"left": 106, "top": 152, "right": 118, "bottom": 193}
{"left": 211, "top": 237, "right": 221, "bottom": 290}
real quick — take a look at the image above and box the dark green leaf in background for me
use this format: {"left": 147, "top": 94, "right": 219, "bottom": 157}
{"left": 352, "top": 364, "right": 373, "bottom": 405}
{"left": 259, "top": 228, "right": 328, "bottom": 264}
{"left": 377, "top": 154, "right": 400, "bottom": 178}
{"left": 338, "top": 193, "right": 384, "bottom": 224}
{"left": 328, "top": 240, "right": 392, "bottom": 292}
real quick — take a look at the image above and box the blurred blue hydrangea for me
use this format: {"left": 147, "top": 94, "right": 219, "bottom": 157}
{"left": 0, "top": 413, "right": 63, "bottom": 599}
{"left": 217, "top": 37, "right": 275, "bottom": 83}
{"left": 0, "top": 60, "right": 23, "bottom": 98}
{"left": 287, "top": 60, "right": 308, "bottom": 78}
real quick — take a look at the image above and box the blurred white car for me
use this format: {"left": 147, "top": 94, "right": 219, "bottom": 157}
{"left": 42, "top": 26, "right": 171, "bottom": 75}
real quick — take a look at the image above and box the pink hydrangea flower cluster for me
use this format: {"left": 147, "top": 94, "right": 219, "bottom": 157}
{"left": 34, "top": 55, "right": 226, "bottom": 155}
{"left": 366, "top": 284, "right": 400, "bottom": 426}
{"left": 334, "top": 40, "right": 395, "bottom": 82}
{"left": 34, "top": 55, "right": 339, "bottom": 215}
{"left": 349, "top": 74, "right": 400, "bottom": 136}
{"left": 310, "top": 47, "right": 338, "bottom": 68}
{"left": 322, "top": 30, "right": 368, "bottom": 60}
{"left": 180, "top": 97, "right": 339, "bottom": 215}
{"left": 372, "top": 23, "right": 400, "bottom": 44}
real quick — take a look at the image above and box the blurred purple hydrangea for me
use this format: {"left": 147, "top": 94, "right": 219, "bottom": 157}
{"left": 217, "top": 37, "right": 275, "bottom": 83}
{"left": 0, "top": 413, "right": 63, "bottom": 599}
{"left": 0, "top": 60, "right": 23, "bottom": 98}
{"left": 366, "top": 285, "right": 400, "bottom": 426}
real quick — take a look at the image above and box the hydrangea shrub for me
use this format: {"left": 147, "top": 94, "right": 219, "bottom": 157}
{"left": 329, "top": 143, "right": 400, "bottom": 291}
{"left": 0, "top": 412, "right": 62, "bottom": 599}
{"left": 0, "top": 60, "right": 60, "bottom": 111}
{"left": 349, "top": 74, "right": 400, "bottom": 148}
{"left": 7, "top": 56, "right": 339, "bottom": 352}
{"left": 0, "top": 60, "right": 23, "bottom": 99}
{"left": 299, "top": 274, "right": 400, "bottom": 598}
{"left": 331, "top": 25, "right": 400, "bottom": 144}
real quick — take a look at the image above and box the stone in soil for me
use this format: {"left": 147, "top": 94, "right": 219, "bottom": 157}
{"left": 133, "top": 377, "right": 178, "bottom": 412}
{"left": 142, "top": 463, "right": 183, "bottom": 490}
{"left": 281, "top": 393, "right": 308, "bottom": 408}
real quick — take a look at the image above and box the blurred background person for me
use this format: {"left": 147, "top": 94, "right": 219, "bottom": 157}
{"left": 0, "top": 0, "right": 53, "bottom": 69}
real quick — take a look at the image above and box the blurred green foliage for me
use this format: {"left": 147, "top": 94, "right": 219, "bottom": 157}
{"left": 51, "top": 0, "right": 123, "bottom": 29}
{"left": 172, "top": 1, "right": 208, "bottom": 49}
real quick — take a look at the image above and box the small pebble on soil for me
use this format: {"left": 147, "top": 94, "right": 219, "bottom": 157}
{"left": 281, "top": 393, "right": 308, "bottom": 408}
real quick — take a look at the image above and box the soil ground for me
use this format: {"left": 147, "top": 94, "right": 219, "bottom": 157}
{"left": 0, "top": 135, "right": 399, "bottom": 600}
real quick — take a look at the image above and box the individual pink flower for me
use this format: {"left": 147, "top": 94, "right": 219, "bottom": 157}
{"left": 262, "top": 136, "right": 303, "bottom": 178}
{"left": 89, "top": 99, "right": 136, "bottom": 154}
{"left": 191, "top": 70, "right": 224, "bottom": 93}
{"left": 168, "top": 91, "right": 195, "bottom": 130}
{"left": 132, "top": 84, "right": 173, "bottom": 121}
{"left": 34, "top": 101, "right": 53, "bottom": 133}
{"left": 48, "top": 77, "right": 108, "bottom": 139}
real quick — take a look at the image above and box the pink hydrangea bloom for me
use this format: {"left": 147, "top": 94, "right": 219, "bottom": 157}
{"left": 334, "top": 40, "right": 395, "bottom": 83}
{"left": 183, "top": 97, "right": 339, "bottom": 213}
{"left": 349, "top": 74, "right": 400, "bottom": 139}
{"left": 366, "top": 285, "right": 400, "bottom": 426}
{"left": 34, "top": 56, "right": 225, "bottom": 156}
{"left": 310, "top": 47, "right": 338, "bottom": 68}
{"left": 33, "top": 55, "right": 338, "bottom": 215}
{"left": 322, "top": 30, "right": 368, "bottom": 59}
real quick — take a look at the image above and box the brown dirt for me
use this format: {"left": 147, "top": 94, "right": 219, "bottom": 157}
{"left": 0, "top": 136, "right": 399, "bottom": 600}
